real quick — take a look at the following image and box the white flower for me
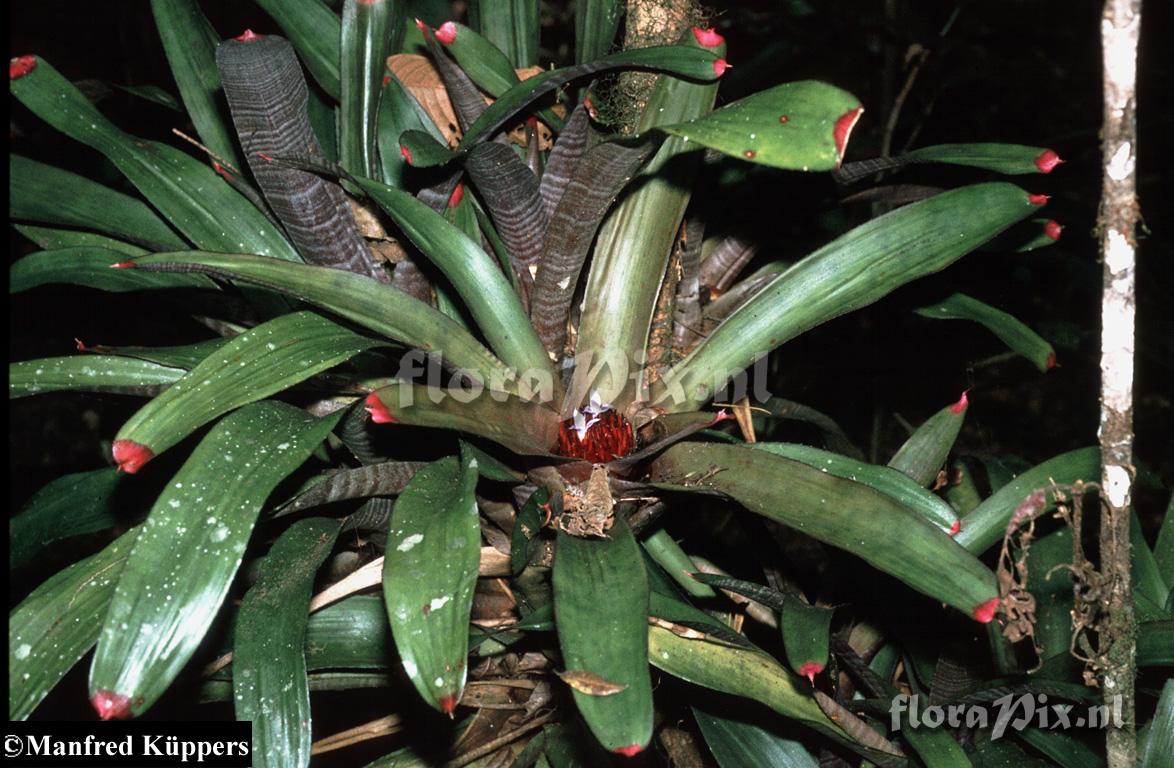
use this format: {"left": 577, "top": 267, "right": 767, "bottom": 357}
{"left": 571, "top": 408, "right": 600, "bottom": 440}
{"left": 583, "top": 390, "right": 612, "bottom": 416}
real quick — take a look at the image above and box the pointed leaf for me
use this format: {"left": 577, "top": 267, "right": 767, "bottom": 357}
{"left": 468, "top": 0, "right": 538, "bottom": 67}
{"left": 421, "top": 29, "right": 488, "bottom": 133}
{"left": 641, "top": 528, "right": 715, "bottom": 598}
{"left": 1139, "top": 680, "right": 1174, "bottom": 768}
{"left": 658, "top": 183, "right": 1040, "bottom": 411}
{"left": 382, "top": 455, "right": 481, "bottom": 713}
{"left": 511, "top": 487, "right": 549, "bottom": 576}
{"left": 113, "top": 311, "right": 379, "bottom": 472}
{"left": 698, "top": 235, "right": 758, "bottom": 293}
{"left": 89, "top": 402, "right": 340, "bottom": 718}
{"left": 10, "top": 528, "right": 140, "bottom": 720}
{"left": 340, "top": 0, "right": 402, "bottom": 180}
{"left": 11, "top": 469, "right": 126, "bottom": 570}
{"left": 9, "top": 57, "right": 299, "bottom": 262}
{"left": 651, "top": 442, "right": 999, "bottom": 621}
{"left": 538, "top": 102, "right": 590, "bottom": 220}
{"left": 10, "top": 355, "right": 185, "bottom": 399}
{"left": 276, "top": 461, "right": 424, "bottom": 515}
{"left": 235, "top": 517, "right": 341, "bottom": 768}
{"left": 13, "top": 224, "right": 147, "bottom": 256}
{"left": 904, "top": 143, "right": 1063, "bottom": 175}
{"left": 465, "top": 141, "right": 547, "bottom": 285}
{"left": 80, "top": 338, "right": 231, "bottom": 370}
{"left": 575, "top": 0, "right": 623, "bottom": 64}
{"left": 780, "top": 595, "right": 833, "bottom": 682}
{"left": 553, "top": 515, "right": 653, "bottom": 755}
{"left": 915, "top": 292, "right": 1056, "bottom": 373}
{"left": 693, "top": 707, "right": 819, "bottom": 768}
{"left": 1156, "top": 494, "right": 1174, "bottom": 588}
{"left": 377, "top": 71, "right": 445, "bottom": 187}
{"left": 11, "top": 247, "right": 214, "bottom": 294}
{"left": 657, "top": 80, "right": 862, "bottom": 171}
{"left": 252, "top": 0, "right": 342, "bottom": 98}
{"left": 888, "top": 393, "right": 970, "bottom": 488}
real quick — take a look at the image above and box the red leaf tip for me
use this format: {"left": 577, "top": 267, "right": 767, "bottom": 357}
{"left": 10, "top": 55, "right": 37, "bottom": 80}
{"left": 712, "top": 58, "right": 731, "bottom": 77}
{"left": 400, "top": 143, "right": 413, "bottom": 165}
{"left": 1044, "top": 220, "right": 1064, "bottom": 241}
{"left": 438, "top": 695, "right": 457, "bottom": 714}
{"left": 1035, "top": 149, "right": 1064, "bottom": 173}
{"left": 834, "top": 107, "right": 864, "bottom": 163}
{"left": 364, "top": 392, "right": 397, "bottom": 424}
{"left": 436, "top": 21, "right": 457, "bottom": 44}
{"left": 75, "top": 338, "right": 87, "bottom": 352}
{"left": 1027, "top": 193, "right": 1050, "bottom": 206}
{"left": 972, "top": 597, "right": 1000, "bottom": 624}
{"left": 414, "top": 18, "right": 426, "bottom": 31}
{"left": 234, "top": 29, "right": 263, "bottom": 42}
{"left": 112, "top": 440, "right": 153, "bottom": 474}
{"left": 949, "top": 519, "right": 962, "bottom": 536}
{"left": 798, "top": 662, "right": 823, "bottom": 685}
{"left": 949, "top": 390, "right": 969, "bottom": 414}
{"left": 91, "top": 689, "right": 132, "bottom": 720}
{"left": 108, "top": 261, "right": 137, "bottom": 269}
{"left": 1046, "top": 352, "right": 1058, "bottom": 370}
{"left": 447, "top": 182, "right": 465, "bottom": 208}
{"left": 692, "top": 27, "right": 725, "bottom": 48}
{"left": 613, "top": 744, "right": 645, "bottom": 757}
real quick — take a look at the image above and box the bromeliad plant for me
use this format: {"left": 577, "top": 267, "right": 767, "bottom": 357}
{"left": 15, "top": 1, "right": 1167, "bottom": 766}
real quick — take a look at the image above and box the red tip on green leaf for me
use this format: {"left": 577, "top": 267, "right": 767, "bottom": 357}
{"left": 1028, "top": 193, "right": 1050, "bottom": 206}
{"left": 833, "top": 107, "right": 864, "bottom": 163}
{"left": 364, "top": 392, "right": 396, "bottom": 424}
{"left": 1044, "top": 220, "right": 1064, "bottom": 240}
{"left": 1035, "top": 149, "right": 1063, "bottom": 173}
{"left": 949, "top": 390, "right": 969, "bottom": 415}
{"left": 382, "top": 74, "right": 391, "bottom": 87}
{"left": 108, "top": 261, "right": 137, "bottom": 269}
{"left": 75, "top": 338, "right": 87, "bottom": 352}
{"left": 614, "top": 744, "right": 645, "bottom": 757}
{"left": 436, "top": 21, "right": 457, "bottom": 44}
{"left": 1046, "top": 352, "right": 1058, "bottom": 369}
{"left": 414, "top": 18, "right": 426, "bottom": 30}
{"left": 712, "top": 59, "right": 730, "bottom": 77}
{"left": 91, "top": 689, "right": 132, "bottom": 720}
{"left": 400, "top": 144, "right": 413, "bottom": 165}
{"left": 234, "top": 29, "right": 263, "bottom": 42}
{"left": 798, "top": 662, "right": 823, "bottom": 685}
{"left": 447, "top": 182, "right": 465, "bottom": 208}
{"left": 949, "top": 519, "right": 962, "bottom": 536}
{"left": 439, "top": 695, "right": 457, "bottom": 714}
{"left": 10, "top": 55, "right": 37, "bottom": 80}
{"left": 692, "top": 27, "right": 725, "bottom": 48}
{"left": 583, "top": 98, "right": 598, "bottom": 120}
{"left": 112, "top": 440, "right": 153, "bottom": 474}
{"left": 972, "top": 597, "right": 999, "bottom": 624}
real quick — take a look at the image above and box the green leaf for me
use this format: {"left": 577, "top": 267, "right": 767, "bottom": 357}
{"left": 114, "top": 83, "right": 183, "bottom": 111}
{"left": 377, "top": 72, "right": 444, "bottom": 187}
{"left": 89, "top": 401, "right": 340, "bottom": 718}
{"left": 112, "top": 311, "right": 378, "bottom": 472}
{"left": 651, "top": 442, "right": 999, "bottom": 621}
{"left": 12, "top": 224, "right": 147, "bottom": 256}
{"left": 382, "top": 455, "right": 481, "bottom": 713}
{"left": 130, "top": 251, "right": 514, "bottom": 388}
{"left": 10, "top": 155, "right": 186, "bottom": 251}
{"left": 553, "top": 515, "right": 653, "bottom": 754}
{"left": 1156, "top": 493, "right": 1174, "bottom": 588}
{"left": 305, "top": 596, "right": 393, "bottom": 670}
{"left": 1139, "top": 679, "right": 1174, "bottom": 768}
{"left": 235, "top": 517, "right": 341, "bottom": 768}
{"left": 10, "top": 469, "right": 126, "bottom": 570}
{"left": 693, "top": 707, "right": 819, "bottom": 768}
{"left": 658, "top": 183, "right": 1040, "bottom": 411}
{"left": 641, "top": 528, "right": 715, "bottom": 599}
{"left": 340, "top": 0, "right": 401, "bottom": 180}
{"left": 396, "top": 128, "right": 458, "bottom": 168}
{"left": 350, "top": 175, "right": 554, "bottom": 380}
{"left": 1015, "top": 729, "right": 1103, "bottom": 768}
{"left": 511, "top": 487, "right": 549, "bottom": 576}
{"left": 10, "top": 355, "right": 185, "bottom": 399}
{"left": 151, "top": 0, "right": 244, "bottom": 169}
{"left": 753, "top": 442, "right": 960, "bottom": 535}
{"left": 81, "top": 338, "right": 231, "bottom": 370}
{"left": 574, "top": 0, "right": 622, "bottom": 64}
{"left": 468, "top": 0, "right": 538, "bottom": 67}
{"left": 10, "top": 57, "right": 300, "bottom": 262}
{"left": 11, "top": 248, "right": 214, "bottom": 294}
{"left": 436, "top": 22, "right": 518, "bottom": 97}
{"left": 955, "top": 447, "right": 1100, "bottom": 554}
{"left": 657, "top": 80, "right": 862, "bottom": 171}
{"left": 904, "top": 143, "right": 1062, "bottom": 175}
{"left": 10, "top": 528, "right": 140, "bottom": 720}
{"left": 780, "top": 595, "right": 833, "bottom": 682}
{"left": 915, "top": 293, "right": 1056, "bottom": 373}
{"left": 253, "top": 0, "right": 342, "bottom": 98}
{"left": 888, "top": 394, "right": 970, "bottom": 488}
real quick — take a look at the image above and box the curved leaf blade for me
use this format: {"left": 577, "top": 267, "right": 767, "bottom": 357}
{"left": 340, "top": 0, "right": 401, "bottom": 180}
{"left": 10, "top": 355, "right": 185, "bottom": 399}
{"left": 13, "top": 224, "right": 147, "bottom": 256}
{"left": 904, "top": 143, "right": 1063, "bottom": 175}
{"left": 915, "top": 292, "right": 1056, "bottom": 373}
{"left": 11, "top": 248, "right": 214, "bottom": 294}
{"left": 693, "top": 707, "right": 819, "bottom": 768}
{"left": 11, "top": 469, "right": 126, "bottom": 570}
{"left": 888, "top": 394, "right": 969, "bottom": 488}
{"left": 252, "top": 0, "right": 342, "bottom": 98}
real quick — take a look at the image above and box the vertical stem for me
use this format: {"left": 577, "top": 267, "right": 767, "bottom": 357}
{"left": 1098, "top": 1, "right": 1140, "bottom": 765}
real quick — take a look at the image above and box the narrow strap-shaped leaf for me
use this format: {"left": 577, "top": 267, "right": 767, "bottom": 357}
{"left": 130, "top": 251, "right": 512, "bottom": 388}
{"left": 698, "top": 234, "right": 758, "bottom": 293}
{"left": 10, "top": 469, "right": 126, "bottom": 570}
{"left": 235, "top": 517, "right": 341, "bottom": 768}
{"left": 762, "top": 397, "right": 862, "bottom": 459}
{"left": 538, "top": 102, "right": 590, "bottom": 221}
{"left": 377, "top": 72, "right": 446, "bottom": 188}
{"left": 780, "top": 595, "right": 833, "bottom": 683}
{"left": 341, "top": 0, "right": 402, "bottom": 180}
{"left": 650, "top": 442, "right": 999, "bottom": 622}
{"left": 89, "top": 402, "right": 340, "bottom": 719}
{"left": 700, "top": 264, "right": 788, "bottom": 330}
{"left": 657, "top": 183, "right": 1041, "bottom": 412}
{"left": 382, "top": 455, "right": 481, "bottom": 713}
{"left": 753, "top": 443, "right": 960, "bottom": 535}
{"left": 10, "top": 528, "right": 141, "bottom": 720}
{"left": 553, "top": 515, "right": 653, "bottom": 755}
{"left": 1156, "top": 494, "right": 1174, "bottom": 589}
{"left": 112, "top": 311, "right": 379, "bottom": 472}
{"left": 641, "top": 528, "right": 715, "bottom": 598}
{"left": 657, "top": 80, "right": 862, "bottom": 171}
{"left": 422, "top": 29, "right": 488, "bottom": 133}
{"left": 575, "top": 0, "right": 623, "bottom": 64}
{"left": 836, "top": 144, "right": 1062, "bottom": 186}
{"left": 10, "top": 155, "right": 185, "bottom": 251}
{"left": 13, "top": 225, "right": 146, "bottom": 256}
{"left": 11, "top": 247, "right": 214, "bottom": 294}
{"left": 364, "top": 381, "right": 559, "bottom": 455}
{"left": 915, "top": 292, "right": 1057, "bottom": 373}
{"left": 693, "top": 707, "right": 819, "bottom": 768}
{"left": 10, "top": 356, "right": 185, "bottom": 400}
{"left": 252, "top": 0, "right": 342, "bottom": 98}
{"left": 955, "top": 447, "right": 1100, "bottom": 554}
{"left": 79, "top": 338, "right": 231, "bottom": 369}
{"left": 468, "top": 0, "right": 538, "bottom": 67}
{"left": 276, "top": 461, "right": 425, "bottom": 515}
{"left": 458, "top": 44, "right": 723, "bottom": 150}
{"left": 888, "top": 393, "right": 969, "bottom": 488}
{"left": 530, "top": 138, "right": 655, "bottom": 358}
{"left": 350, "top": 175, "right": 554, "bottom": 380}
{"left": 150, "top": 0, "right": 243, "bottom": 169}
{"left": 10, "top": 56, "right": 299, "bottom": 262}
{"left": 217, "top": 34, "right": 385, "bottom": 281}
{"left": 465, "top": 141, "right": 547, "bottom": 290}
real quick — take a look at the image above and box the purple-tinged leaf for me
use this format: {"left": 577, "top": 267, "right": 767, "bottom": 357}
{"left": 276, "top": 461, "right": 426, "bottom": 515}
{"left": 538, "top": 102, "right": 591, "bottom": 221}
{"left": 698, "top": 234, "right": 758, "bottom": 294}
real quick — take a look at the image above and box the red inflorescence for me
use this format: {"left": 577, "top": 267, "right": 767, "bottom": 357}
{"left": 556, "top": 409, "right": 633, "bottom": 463}
{"left": 10, "top": 55, "right": 37, "bottom": 80}
{"left": 1034, "top": 149, "right": 1064, "bottom": 174}
{"left": 833, "top": 106, "right": 864, "bottom": 162}
{"left": 1044, "top": 220, "right": 1064, "bottom": 241}
{"left": 691, "top": 27, "right": 725, "bottom": 48}
{"left": 435, "top": 21, "right": 458, "bottom": 45}
{"left": 234, "top": 29, "right": 263, "bottom": 42}
{"left": 112, "top": 440, "right": 154, "bottom": 474}
{"left": 91, "top": 689, "right": 133, "bottom": 720}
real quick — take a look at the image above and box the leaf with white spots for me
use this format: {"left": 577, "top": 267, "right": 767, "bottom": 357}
{"left": 89, "top": 401, "right": 342, "bottom": 718}
{"left": 9, "top": 527, "right": 140, "bottom": 720}
{"left": 10, "top": 356, "right": 185, "bottom": 400}
{"left": 382, "top": 455, "right": 481, "bottom": 713}
{"left": 234, "top": 517, "right": 340, "bottom": 768}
